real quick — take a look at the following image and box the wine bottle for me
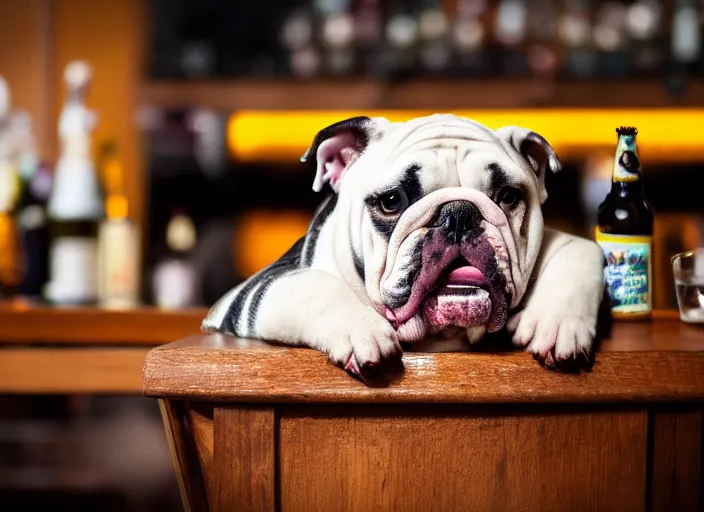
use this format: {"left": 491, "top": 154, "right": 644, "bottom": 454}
{"left": 45, "top": 61, "right": 103, "bottom": 306}
{"left": 152, "top": 209, "right": 198, "bottom": 309}
{"left": 96, "top": 141, "right": 140, "bottom": 309}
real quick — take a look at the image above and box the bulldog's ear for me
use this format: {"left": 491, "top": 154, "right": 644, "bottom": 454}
{"left": 496, "top": 126, "right": 562, "bottom": 203}
{"left": 301, "top": 116, "right": 374, "bottom": 193}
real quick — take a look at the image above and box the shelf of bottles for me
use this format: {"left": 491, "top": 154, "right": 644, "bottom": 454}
{"left": 147, "top": 0, "right": 704, "bottom": 88}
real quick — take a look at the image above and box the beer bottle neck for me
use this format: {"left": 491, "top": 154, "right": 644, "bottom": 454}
{"left": 610, "top": 177, "right": 645, "bottom": 198}
{"left": 610, "top": 131, "right": 644, "bottom": 198}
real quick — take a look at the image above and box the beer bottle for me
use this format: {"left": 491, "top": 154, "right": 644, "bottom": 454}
{"left": 596, "top": 126, "right": 654, "bottom": 320}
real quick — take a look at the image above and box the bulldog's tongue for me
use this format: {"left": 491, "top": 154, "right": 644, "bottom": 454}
{"left": 421, "top": 266, "right": 492, "bottom": 331}
{"left": 446, "top": 266, "right": 486, "bottom": 285}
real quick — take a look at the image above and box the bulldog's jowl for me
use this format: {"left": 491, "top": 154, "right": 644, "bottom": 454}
{"left": 203, "top": 113, "right": 605, "bottom": 382}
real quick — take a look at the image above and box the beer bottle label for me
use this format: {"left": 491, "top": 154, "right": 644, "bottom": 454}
{"left": 595, "top": 228, "right": 653, "bottom": 315}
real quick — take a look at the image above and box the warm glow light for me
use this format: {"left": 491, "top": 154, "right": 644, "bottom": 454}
{"left": 233, "top": 210, "right": 312, "bottom": 277}
{"left": 105, "top": 194, "right": 128, "bottom": 220}
{"left": 228, "top": 109, "right": 704, "bottom": 164}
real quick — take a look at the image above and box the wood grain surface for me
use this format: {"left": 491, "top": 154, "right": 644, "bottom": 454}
{"left": 0, "top": 301, "right": 207, "bottom": 344}
{"left": 0, "top": 347, "right": 150, "bottom": 393}
{"left": 213, "top": 407, "right": 275, "bottom": 512}
{"left": 279, "top": 408, "right": 647, "bottom": 512}
{"left": 142, "top": 315, "right": 704, "bottom": 403}
{"left": 650, "top": 408, "right": 703, "bottom": 511}
{"left": 158, "top": 400, "right": 209, "bottom": 512}
{"left": 189, "top": 402, "right": 215, "bottom": 505}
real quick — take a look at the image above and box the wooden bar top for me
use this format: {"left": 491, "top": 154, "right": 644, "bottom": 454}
{"left": 143, "top": 311, "right": 704, "bottom": 404}
{"left": 0, "top": 301, "right": 208, "bottom": 345}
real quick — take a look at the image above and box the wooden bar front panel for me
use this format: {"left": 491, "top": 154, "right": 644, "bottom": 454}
{"left": 278, "top": 407, "right": 648, "bottom": 512}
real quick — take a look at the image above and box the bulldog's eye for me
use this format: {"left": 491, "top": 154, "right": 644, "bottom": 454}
{"left": 498, "top": 187, "right": 522, "bottom": 208}
{"left": 378, "top": 191, "right": 405, "bottom": 215}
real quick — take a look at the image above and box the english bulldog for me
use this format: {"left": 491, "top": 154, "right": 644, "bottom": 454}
{"left": 202, "top": 114, "right": 605, "bottom": 380}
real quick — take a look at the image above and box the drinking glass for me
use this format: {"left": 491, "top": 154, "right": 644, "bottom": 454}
{"left": 671, "top": 249, "right": 704, "bottom": 324}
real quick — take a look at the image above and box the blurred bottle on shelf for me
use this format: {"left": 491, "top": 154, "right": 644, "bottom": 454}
{"left": 15, "top": 163, "right": 52, "bottom": 300}
{"left": 96, "top": 142, "right": 140, "bottom": 310}
{"left": 378, "top": 0, "right": 419, "bottom": 79}
{"left": 667, "top": 0, "right": 703, "bottom": 95}
{"left": 592, "top": 1, "right": 631, "bottom": 78}
{"left": 626, "top": 0, "right": 664, "bottom": 78}
{"left": 559, "top": 0, "right": 598, "bottom": 78}
{"left": 11, "top": 109, "right": 52, "bottom": 300}
{"left": 280, "top": 3, "right": 322, "bottom": 78}
{"left": 45, "top": 61, "right": 103, "bottom": 306}
{"left": 146, "top": 0, "right": 704, "bottom": 83}
{"left": 152, "top": 209, "right": 198, "bottom": 309}
{"left": 318, "top": 0, "right": 357, "bottom": 76}
{"left": 451, "top": 0, "right": 489, "bottom": 77}
{"left": 352, "top": 0, "right": 384, "bottom": 76}
{"left": 525, "top": 0, "right": 559, "bottom": 80}
{"left": 494, "top": 0, "right": 529, "bottom": 77}
{"left": 415, "top": 0, "right": 451, "bottom": 76}
{"left": 0, "top": 77, "right": 22, "bottom": 299}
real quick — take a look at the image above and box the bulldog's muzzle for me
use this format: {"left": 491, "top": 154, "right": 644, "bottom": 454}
{"left": 378, "top": 188, "right": 523, "bottom": 342}
{"left": 431, "top": 200, "right": 483, "bottom": 244}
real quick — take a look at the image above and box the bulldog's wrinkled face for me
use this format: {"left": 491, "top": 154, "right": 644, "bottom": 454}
{"left": 306, "top": 114, "right": 561, "bottom": 344}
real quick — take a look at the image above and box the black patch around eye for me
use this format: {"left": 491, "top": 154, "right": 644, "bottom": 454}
{"left": 487, "top": 162, "right": 510, "bottom": 196}
{"left": 366, "top": 164, "right": 424, "bottom": 241}
{"left": 369, "top": 215, "right": 396, "bottom": 241}
{"left": 400, "top": 164, "right": 423, "bottom": 205}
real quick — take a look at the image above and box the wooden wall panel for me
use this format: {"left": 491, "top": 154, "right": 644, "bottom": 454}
{"left": 213, "top": 406, "right": 275, "bottom": 512}
{"left": 0, "top": 0, "right": 53, "bottom": 160}
{"left": 279, "top": 409, "right": 648, "bottom": 512}
{"left": 651, "top": 409, "right": 703, "bottom": 511}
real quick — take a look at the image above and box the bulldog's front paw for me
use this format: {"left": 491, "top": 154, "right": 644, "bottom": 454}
{"left": 508, "top": 309, "right": 595, "bottom": 370}
{"left": 323, "top": 311, "right": 403, "bottom": 382}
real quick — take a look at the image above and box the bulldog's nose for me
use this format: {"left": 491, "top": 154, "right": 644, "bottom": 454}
{"left": 432, "top": 200, "right": 483, "bottom": 244}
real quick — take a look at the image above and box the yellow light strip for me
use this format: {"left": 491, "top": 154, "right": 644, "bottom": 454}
{"left": 228, "top": 109, "right": 704, "bottom": 164}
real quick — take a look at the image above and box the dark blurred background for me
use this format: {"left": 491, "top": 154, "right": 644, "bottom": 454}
{"left": 0, "top": 0, "right": 703, "bottom": 510}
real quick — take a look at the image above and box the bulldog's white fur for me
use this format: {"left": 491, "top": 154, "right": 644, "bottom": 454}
{"left": 203, "top": 114, "right": 605, "bottom": 379}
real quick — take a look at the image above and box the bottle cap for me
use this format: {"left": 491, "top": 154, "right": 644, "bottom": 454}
{"left": 616, "top": 126, "right": 638, "bottom": 136}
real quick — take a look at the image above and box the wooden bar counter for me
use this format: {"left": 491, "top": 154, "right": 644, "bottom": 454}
{"left": 0, "top": 301, "right": 207, "bottom": 394}
{"left": 142, "top": 312, "right": 704, "bottom": 512}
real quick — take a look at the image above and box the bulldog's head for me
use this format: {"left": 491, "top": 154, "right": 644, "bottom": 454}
{"left": 302, "top": 114, "right": 562, "bottom": 344}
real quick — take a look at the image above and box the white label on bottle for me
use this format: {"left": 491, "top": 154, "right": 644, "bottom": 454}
{"left": 97, "top": 220, "right": 140, "bottom": 308}
{"left": 46, "top": 237, "right": 97, "bottom": 304}
{"left": 152, "top": 260, "right": 196, "bottom": 310}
